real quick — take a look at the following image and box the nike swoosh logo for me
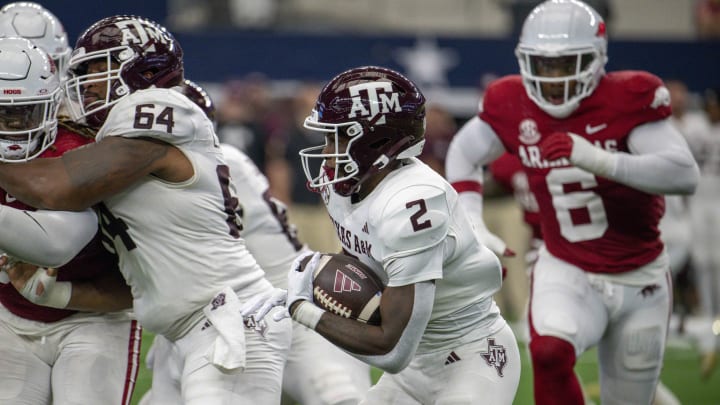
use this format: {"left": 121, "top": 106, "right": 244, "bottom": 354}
{"left": 5, "top": 194, "right": 15, "bottom": 203}
{"left": 585, "top": 123, "right": 607, "bottom": 135}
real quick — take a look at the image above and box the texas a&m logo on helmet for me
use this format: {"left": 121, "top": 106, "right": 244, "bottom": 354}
{"left": 114, "top": 18, "right": 173, "bottom": 49}
{"left": 348, "top": 82, "right": 402, "bottom": 125}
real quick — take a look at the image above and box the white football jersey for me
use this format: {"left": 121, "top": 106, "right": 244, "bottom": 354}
{"left": 95, "top": 88, "right": 268, "bottom": 339}
{"left": 220, "top": 144, "right": 307, "bottom": 288}
{"left": 322, "top": 158, "right": 504, "bottom": 353}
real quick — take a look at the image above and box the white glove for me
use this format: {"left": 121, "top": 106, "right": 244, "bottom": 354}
{"left": 472, "top": 220, "right": 515, "bottom": 257}
{"left": 0, "top": 254, "right": 18, "bottom": 284}
{"left": 287, "top": 251, "right": 320, "bottom": 314}
{"left": 239, "top": 288, "right": 288, "bottom": 322}
{"left": 457, "top": 192, "right": 515, "bottom": 257}
{"left": 19, "top": 267, "right": 72, "bottom": 309}
{"left": 567, "top": 133, "right": 616, "bottom": 177}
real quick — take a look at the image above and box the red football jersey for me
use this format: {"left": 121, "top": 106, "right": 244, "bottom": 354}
{"left": 481, "top": 72, "right": 669, "bottom": 274}
{"left": 0, "top": 127, "right": 119, "bottom": 322}
{"left": 489, "top": 153, "right": 542, "bottom": 240}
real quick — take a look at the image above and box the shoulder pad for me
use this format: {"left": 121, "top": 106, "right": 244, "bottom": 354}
{"left": 603, "top": 71, "right": 671, "bottom": 118}
{"left": 480, "top": 75, "right": 525, "bottom": 120}
{"left": 98, "top": 88, "right": 209, "bottom": 146}
{"left": 373, "top": 184, "right": 450, "bottom": 255}
{"left": 612, "top": 71, "right": 664, "bottom": 94}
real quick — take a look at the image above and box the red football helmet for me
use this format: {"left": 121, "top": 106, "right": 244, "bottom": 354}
{"left": 64, "top": 15, "right": 184, "bottom": 128}
{"left": 178, "top": 79, "right": 216, "bottom": 124}
{"left": 300, "top": 66, "right": 426, "bottom": 197}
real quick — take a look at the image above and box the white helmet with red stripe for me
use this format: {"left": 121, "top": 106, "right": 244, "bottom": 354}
{"left": 515, "top": 0, "right": 608, "bottom": 118}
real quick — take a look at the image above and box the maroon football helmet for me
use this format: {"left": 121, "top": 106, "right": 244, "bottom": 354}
{"left": 179, "top": 79, "right": 216, "bottom": 125}
{"left": 300, "top": 66, "right": 426, "bottom": 197}
{"left": 64, "top": 15, "right": 184, "bottom": 128}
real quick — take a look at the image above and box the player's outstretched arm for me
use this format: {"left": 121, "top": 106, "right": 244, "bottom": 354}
{"left": 0, "top": 136, "right": 187, "bottom": 211}
{"left": 0, "top": 206, "right": 98, "bottom": 268}
{"left": 445, "top": 117, "right": 514, "bottom": 256}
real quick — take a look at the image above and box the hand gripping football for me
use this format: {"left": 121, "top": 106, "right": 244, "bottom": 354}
{"left": 300, "top": 253, "right": 383, "bottom": 325}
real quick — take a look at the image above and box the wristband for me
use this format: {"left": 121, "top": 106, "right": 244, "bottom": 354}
{"left": 291, "top": 301, "right": 325, "bottom": 330}
{"left": 42, "top": 281, "right": 72, "bottom": 309}
{"left": 20, "top": 267, "right": 72, "bottom": 309}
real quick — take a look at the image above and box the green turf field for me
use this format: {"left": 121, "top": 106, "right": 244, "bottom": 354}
{"left": 131, "top": 332, "right": 720, "bottom": 404}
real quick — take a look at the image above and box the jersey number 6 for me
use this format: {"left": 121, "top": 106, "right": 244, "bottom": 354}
{"left": 546, "top": 167, "right": 608, "bottom": 242}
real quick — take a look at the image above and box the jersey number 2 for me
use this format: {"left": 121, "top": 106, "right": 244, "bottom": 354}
{"left": 406, "top": 199, "right": 432, "bottom": 232}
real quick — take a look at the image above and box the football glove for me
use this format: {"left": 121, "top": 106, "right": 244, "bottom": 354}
{"left": 240, "top": 288, "right": 288, "bottom": 322}
{"left": 539, "top": 132, "right": 615, "bottom": 177}
{"left": 287, "top": 251, "right": 320, "bottom": 315}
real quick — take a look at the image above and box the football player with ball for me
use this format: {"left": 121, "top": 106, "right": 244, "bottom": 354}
{"left": 245, "top": 65, "right": 521, "bottom": 404}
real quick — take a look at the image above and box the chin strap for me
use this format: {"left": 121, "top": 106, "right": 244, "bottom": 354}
{"left": 340, "top": 135, "right": 415, "bottom": 197}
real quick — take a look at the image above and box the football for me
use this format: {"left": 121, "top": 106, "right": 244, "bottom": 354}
{"left": 300, "top": 253, "right": 384, "bottom": 325}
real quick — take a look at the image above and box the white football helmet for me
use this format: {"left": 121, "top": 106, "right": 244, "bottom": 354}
{"left": 515, "top": 0, "right": 608, "bottom": 118}
{"left": 0, "top": 37, "right": 62, "bottom": 162}
{"left": 0, "top": 2, "right": 71, "bottom": 80}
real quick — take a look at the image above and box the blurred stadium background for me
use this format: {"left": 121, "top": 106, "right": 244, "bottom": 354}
{"left": 36, "top": 1, "right": 720, "bottom": 403}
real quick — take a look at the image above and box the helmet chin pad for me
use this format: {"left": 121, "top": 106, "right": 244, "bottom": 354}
{"left": 323, "top": 164, "right": 360, "bottom": 197}
{"left": 333, "top": 179, "right": 359, "bottom": 197}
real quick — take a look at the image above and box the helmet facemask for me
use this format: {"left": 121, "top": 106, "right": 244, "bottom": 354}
{"left": 515, "top": 0, "right": 608, "bottom": 118}
{"left": 64, "top": 46, "right": 131, "bottom": 128}
{"left": 300, "top": 114, "right": 364, "bottom": 197}
{"left": 0, "top": 36, "right": 62, "bottom": 162}
{"left": 0, "top": 91, "right": 61, "bottom": 162}
{"left": 516, "top": 47, "right": 605, "bottom": 118}
{"left": 301, "top": 112, "right": 425, "bottom": 197}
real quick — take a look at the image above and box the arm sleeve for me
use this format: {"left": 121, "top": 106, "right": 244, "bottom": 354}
{"left": 612, "top": 119, "right": 700, "bottom": 194}
{"left": 444, "top": 116, "right": 506, "bottom": 186}
{"left": 444, "top": 117, "right": 511, "bottom": 255}
{"left": 351, "top": 281, "right": 435, "bottom": 374}
{"left": 0, "top": 206, "right": 98, "bottom": 267}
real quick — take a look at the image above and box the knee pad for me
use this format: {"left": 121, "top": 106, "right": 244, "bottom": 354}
{"left": 530, "top": 335, "right": 576, "bottom": 372}
{"left": 622, "top": 326, "right": 663, "bottom": 371}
